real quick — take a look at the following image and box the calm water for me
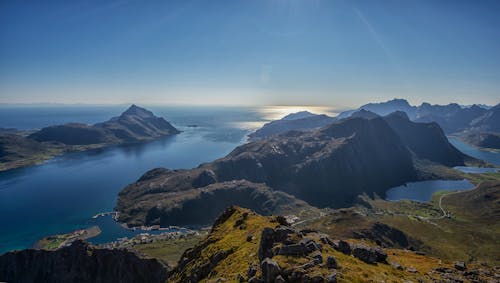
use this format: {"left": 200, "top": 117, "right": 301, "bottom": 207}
{"left": 449, "top": 138, "right": 500, "bottom": 166}
{"left": 385, "top": 179, "right": 474, "bottom": 202}
{"left": 0, "top": 105, "right": 338, "bottom": 254}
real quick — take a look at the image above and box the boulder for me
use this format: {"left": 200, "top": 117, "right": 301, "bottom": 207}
{"left": 326, "top": 272, "right": 338, "bottom": 283}
{"left": 326, "top": 256, "right": 338, "bottom": 269}
{"left": 333, "top": 240, "right": 351, "bottom": 255}
{"left": 455, "top": 261, "right": 467, "bottom": 271}
{"left": 259, "top": 228, "right": 276, "bottom": 260}
{"left": 261, "top": 258, "right": 281, "bottom": 283}
{"left": 277, "top": 243, "right": 308, "bottom": 256}
{"left": 351, "top": 244, "right": 387, "bottom": 264}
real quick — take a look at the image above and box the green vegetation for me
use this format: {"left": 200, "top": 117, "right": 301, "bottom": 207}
{"left": 307, "top": 181, "right": 500, "bottom": 265}
{"left": 133, "top": 233, "right": 206, "bottom": 266}
{"left": 34, "top": 226, "right": 101, "bottom": 250}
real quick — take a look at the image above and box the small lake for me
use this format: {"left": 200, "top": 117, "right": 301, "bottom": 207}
{"left": 385, "top": 179, "right": 474, "bottom": 202}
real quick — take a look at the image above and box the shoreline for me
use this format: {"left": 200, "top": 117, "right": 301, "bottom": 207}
{"left": 33, "top": 226, "right": 102, "bottom": 250}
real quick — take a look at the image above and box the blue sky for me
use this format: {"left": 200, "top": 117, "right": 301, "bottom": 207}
{"left": 1, "top": 0, "right": 499, "bottom": 107}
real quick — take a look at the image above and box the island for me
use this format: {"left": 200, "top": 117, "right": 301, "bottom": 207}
{"left": 0, "top": 105, "right": 179, "bottom": 171}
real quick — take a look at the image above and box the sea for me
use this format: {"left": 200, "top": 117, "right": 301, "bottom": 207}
{"left": 0, "top": 105, "right": 336, "bottom": 254}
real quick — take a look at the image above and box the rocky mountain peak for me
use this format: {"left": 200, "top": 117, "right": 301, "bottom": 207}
{"left": 121, "top": 104, "right": 155, "bottom": 118}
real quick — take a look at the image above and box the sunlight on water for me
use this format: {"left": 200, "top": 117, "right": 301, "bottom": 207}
{"left": 257, "top": 106, "right": 339, "bottom": 121}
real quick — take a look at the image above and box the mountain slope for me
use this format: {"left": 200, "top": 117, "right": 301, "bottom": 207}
{"left": 168, "top": 206, "right": 497, "bottom": 282}
{"left": 29, "top": 105, "right": 179, "bottom": 145}
{"left": 383, "top": 112, "right": 470, "bottom": 166}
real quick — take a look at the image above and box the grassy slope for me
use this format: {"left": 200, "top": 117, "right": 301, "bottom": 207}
{"left": 159, "top": 207, "right": 496, "bottom": 282}
{"left": 133, "top": 233, "right": 207, "bottom": 266}
{"left": 306, "top": 178, "right": 500, "bottom": 265}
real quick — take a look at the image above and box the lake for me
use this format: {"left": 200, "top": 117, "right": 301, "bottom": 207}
{"left": 385, "top": 179, "right": 475, "bottom": 202}
{"left": 0, "top": 105, "right": 338, "bottom": 254}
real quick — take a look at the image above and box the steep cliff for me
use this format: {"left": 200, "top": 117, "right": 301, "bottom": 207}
{"left": 0, "top": 240, "right": 169, "bottom": 283}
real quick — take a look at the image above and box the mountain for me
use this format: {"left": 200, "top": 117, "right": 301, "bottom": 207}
{"left": 95, "top": 104, "right": 180, "bottom": 142}
{"left": 248, "top": 112, "right": 335, "bottom": 140}
{"left": 0, "top": 240, "right": 168, "bottom": 283}
{"left": 337, "top": 99, "right": 416, "bottom": 119}
{"left": 414, "top": 103, "right": 488, "bottom": 133}
{"left": 0, "top": 105, "right": 179, "bottom": 171}
{"left": 117, "top": 116, "right": 420, "bottom": 227}
{"left": 337, "top": 99, "right": 490, "bottom": 134}
{"left": 469, "top": 103, "right": 500, "bottom": 132}
{"left": 281, "top": 110, "right": 318, "bottom": 121}
{"left": 348, "top": 109, "right": 379, "bottom": 120}
{"left": 383, "top": 112, "right": 470, "bottom": 166}
{"left": 452, "top": 104, "right": 500, "bottom": 149}
{"left": 29, "top": 105, "right": 179, "bottom": 145}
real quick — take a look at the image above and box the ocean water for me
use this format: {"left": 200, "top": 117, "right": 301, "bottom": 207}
{"left": 0, "top": 105, "right": 338, "bottom": 254}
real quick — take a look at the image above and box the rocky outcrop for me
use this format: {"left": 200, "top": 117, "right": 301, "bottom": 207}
{"left": 29, "top": 105, "right": 179, "bottom": 145}
{"left": 0, "top": 240, "right": 169, "bottom": 283}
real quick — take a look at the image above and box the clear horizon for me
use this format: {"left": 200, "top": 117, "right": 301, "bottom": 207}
{"left": 1, "top": 0, "right": 500, "bottom": 107}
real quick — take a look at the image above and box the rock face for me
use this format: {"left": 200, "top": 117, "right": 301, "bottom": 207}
{"left": 0, "top": 240, "right": 169, "bottom": 283}
{"left": 29, "top": 105, "right": 179, "bottom": 145}
{"left": 117, "top": 116, "right": 418, "bottom": 227}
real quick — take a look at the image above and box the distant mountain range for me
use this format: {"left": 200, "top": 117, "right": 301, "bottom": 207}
{"left": 0, "top": 105, "right": 179, "bottom": 171}
{"left": 251, "top": 99, "right": 500, "bottom": 149}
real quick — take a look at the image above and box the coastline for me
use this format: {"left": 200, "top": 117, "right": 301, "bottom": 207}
{"left": 33, "top": 226, "right": 102, "bottom": 250}
{"left": 0, "top": 133, "right": 180, "bottom": 173}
